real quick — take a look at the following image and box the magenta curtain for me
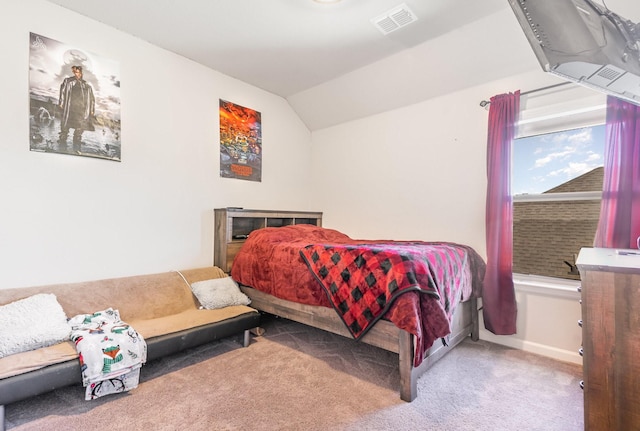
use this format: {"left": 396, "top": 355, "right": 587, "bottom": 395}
{"left": 483, "top": 91, "right": 519, "bottom": 335}
{"left": 594, "top": 96, "right": 640, "bottom": 249}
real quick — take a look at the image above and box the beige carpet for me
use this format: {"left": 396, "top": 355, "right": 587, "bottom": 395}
{"left": 5, "top": 315, "right": 583, "bottom": 430}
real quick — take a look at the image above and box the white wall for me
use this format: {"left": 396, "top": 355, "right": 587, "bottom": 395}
{"left": 0, "top": 0, "right": 314, "bottom": 288}
{"left": 311, "top": 69, "right": 564, "bottom": 251}
{"left": 310, "top": 68, "right": 583, "bottom": 363}
{"left": 481, "top": 279, "right": 582, "bottom": 365}
{"left": 2, "top": 0, "right": 585, "bottom": 363}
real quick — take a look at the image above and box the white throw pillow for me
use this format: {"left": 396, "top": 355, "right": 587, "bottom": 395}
{"left": 190, "top": 277, "right": 251, "bottom": 310}
{"left": 0, "top": 293, "right": 71, "bottom": 358}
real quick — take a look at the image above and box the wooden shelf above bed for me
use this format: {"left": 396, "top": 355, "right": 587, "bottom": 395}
{"left": 214, "top": 208, "right": 323, "bottom": 273}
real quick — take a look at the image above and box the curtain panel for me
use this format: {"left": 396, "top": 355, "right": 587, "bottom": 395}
{"left": 483, "top": 92, "right": 519, "bottom": 335}
{"left": 594, "top": 96, "right": 640, "bottom": 249}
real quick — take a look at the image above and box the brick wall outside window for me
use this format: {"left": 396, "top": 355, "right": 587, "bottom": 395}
{"left": 513, "top": 167, "right": 603, "bottom": 280}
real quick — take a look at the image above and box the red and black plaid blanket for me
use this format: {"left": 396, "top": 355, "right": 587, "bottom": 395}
{"left": 300, "top": 241, "right": 471, "bottom": 340}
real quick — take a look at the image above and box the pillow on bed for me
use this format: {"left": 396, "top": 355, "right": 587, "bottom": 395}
{"left": 0, "top": 293, "right": 71, "bottom": 358}
{"left": 190, "top": 277, "right": 251, "bottom": 310}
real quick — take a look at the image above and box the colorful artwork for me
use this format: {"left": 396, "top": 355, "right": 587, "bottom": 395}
{"left": 28, "top": 32, "right": 121, "bottom": 161}
{"left": 219, "top": 99, "right": 262, "bottom": 181}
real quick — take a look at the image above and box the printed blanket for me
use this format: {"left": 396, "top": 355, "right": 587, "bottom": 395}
{"left": 300, "top": 242, "right": 470, "bottom": 340}
{"left": 69, "top": 308, "right": 147, "bottom": 400}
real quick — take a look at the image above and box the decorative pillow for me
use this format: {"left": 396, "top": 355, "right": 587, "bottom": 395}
{"left": 0, "top": 293, "right": 71, "bottom": 358}
{"left": 190, "top": 277, "right": 251, "bottom": 310}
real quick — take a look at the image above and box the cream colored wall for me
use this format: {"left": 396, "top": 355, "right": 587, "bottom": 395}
{"left": 310, "top": 69, "right": 583, "bottom": 363}
{"left": 0, "top": 0, "right": 314, "bottom": 289}
{"left": 2, "top": 0, "right": 586, "bottom": 363}
{"left": 311, "top": 70, "right": 562, "bottom": 251}
{"left": 480, "top": 281, "right": 582, "bottom": 365}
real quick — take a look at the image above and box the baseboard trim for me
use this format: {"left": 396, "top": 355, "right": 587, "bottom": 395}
{"left": 479, "top": 329, "right": 583, "bottom": 365}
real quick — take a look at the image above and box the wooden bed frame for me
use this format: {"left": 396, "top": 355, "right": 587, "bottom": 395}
{"left": 240, "top": 286, "right": 478, "bottom": 402}
{"left": 214, "top": 208, "right": 480, "bottom": 401}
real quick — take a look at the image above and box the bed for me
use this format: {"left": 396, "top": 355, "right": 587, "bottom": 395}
{"left": 227, "top": 223, "right": 485, "bottom": 401}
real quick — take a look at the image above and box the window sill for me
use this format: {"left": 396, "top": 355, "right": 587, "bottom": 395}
{"left": 513, "top": 191, "right": 601, "bottom": 202}
{"left": 512, "top": 273, "right": 581, "bottom": 299}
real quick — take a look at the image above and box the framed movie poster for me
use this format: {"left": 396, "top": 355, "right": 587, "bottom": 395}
{"left": 219, "top": 99, "right": 262, "bottom": 182}
{"left": 28, "top": 32, "right": 121, "bottom": 161}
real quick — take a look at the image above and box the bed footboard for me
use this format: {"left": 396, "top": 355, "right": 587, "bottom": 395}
{"left": 399, "top": 296, "right": 477, "bottom": 401}
{"left": 240, "top": 286, "right": 478, "bottom": 401}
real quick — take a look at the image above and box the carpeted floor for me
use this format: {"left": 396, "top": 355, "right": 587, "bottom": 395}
{"left": 5, "top": 315, "right": 583, "bottom": 430}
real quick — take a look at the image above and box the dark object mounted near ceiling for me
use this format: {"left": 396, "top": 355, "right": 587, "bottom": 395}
{"left": 508, "top": 0, "right": 640, "bottom": 105}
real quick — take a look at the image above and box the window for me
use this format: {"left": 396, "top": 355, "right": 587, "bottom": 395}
{"left": 511, "top": 84, "right": 606, "bottom": 280}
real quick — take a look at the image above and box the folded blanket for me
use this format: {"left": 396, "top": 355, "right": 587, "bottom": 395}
{"left": 69, "top": 308, "right": 147, "bottom": 400}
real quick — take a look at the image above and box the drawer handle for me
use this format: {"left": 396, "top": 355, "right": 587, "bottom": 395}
{"left": 578, "top": 319, "right": 583, "bottom": 327}
{"left": 579, "top": 347, "right": 584, "bottom": 356}
{"left": 577, "top": 285, "right": 582, "bottom": 293}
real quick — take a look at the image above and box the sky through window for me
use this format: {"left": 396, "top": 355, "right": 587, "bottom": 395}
{"left": 512, "top": 125, "right": 605, "bottom": 195}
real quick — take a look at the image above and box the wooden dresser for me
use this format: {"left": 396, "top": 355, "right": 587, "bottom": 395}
{"left": 576, "top": 247, "right": 640, "bottom": 431}
{"left": 214, "top": 208, "right": 323, "bottom": 273}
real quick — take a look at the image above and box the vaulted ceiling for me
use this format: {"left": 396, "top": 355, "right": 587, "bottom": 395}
{"left": 46, "top": 0, "right": 640, "bottom": 130}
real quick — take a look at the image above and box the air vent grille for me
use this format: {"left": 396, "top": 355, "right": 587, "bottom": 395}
{"left": 597, "top": 67, "right": 622, "bottom": 81}
{"left": 371, "top": 3, "right": 418, "bottom": 35}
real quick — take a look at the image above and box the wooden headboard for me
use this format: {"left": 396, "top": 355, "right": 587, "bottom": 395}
{"left": 213, "top": 208, "right": 323, "bottom": 273}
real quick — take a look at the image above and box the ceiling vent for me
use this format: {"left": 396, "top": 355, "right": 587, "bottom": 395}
{"left": 371, "top": 3, "right": 418, "bottom": 35}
